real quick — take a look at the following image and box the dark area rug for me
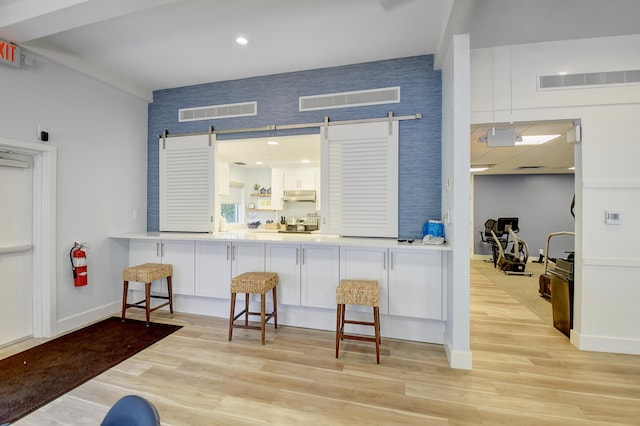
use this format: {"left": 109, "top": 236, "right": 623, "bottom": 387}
{"left": 0, "top": 317, "right": 181, "bottom": 424}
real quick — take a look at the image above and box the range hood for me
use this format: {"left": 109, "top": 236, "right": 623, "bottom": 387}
{"left": 283, "top": 189, "right": 316, "bottom": 202}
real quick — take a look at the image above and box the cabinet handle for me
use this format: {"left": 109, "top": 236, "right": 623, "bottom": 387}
{"left": 160, "top": 242, "right": 164, "bottom": 258}
{"left": 301, "top": 248, "right": 305, "bottom": 265}
{"left": 232, "top": 245, "right": 236, "bottom": 261}
{"left": 296, "top": 248, "right": 299, "bottom": 265}
{"left": 156, "top": 242, "right": 160, "bottom": 257}
{"left": 390, "top": 252, "right": 394, "bottom": 270}
{"left": 226, "top": 245, "right": 230, "bottom": 261}
{"left": 383, "top": 252, "right": 386, "bottom": 270}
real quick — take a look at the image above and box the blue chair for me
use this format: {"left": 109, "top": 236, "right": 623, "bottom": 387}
{"left": 101, "top": 395, "right": 160, "bottom": 426}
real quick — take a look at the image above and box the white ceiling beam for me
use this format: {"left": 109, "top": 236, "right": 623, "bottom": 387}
{"left": 0, "top": 0, "right": 181, "bottom": 43}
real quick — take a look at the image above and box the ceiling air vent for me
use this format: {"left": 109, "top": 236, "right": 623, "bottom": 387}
{"left": 299, "top": 86, "right": 400, "bottom": 111}
{"left": 538, "top": 69, "right": 640, "bottom": 91}
{"left": 517, "top": 166, "right": 543, "bottom": 170}
{"left": 179, "top": 101, "right": 257, "bottom": 122}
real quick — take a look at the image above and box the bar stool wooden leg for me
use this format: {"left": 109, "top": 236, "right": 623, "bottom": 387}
{"left": 260, "top": 293, "right": 266, "bottom": 345}
{"left": 144, "top": 282, "right": 151, "bottom": 326}
{"left": 167, "top": 276, "right": 174, "bottom": 313}
{"left": 244, "top": 293, "right": 250, "bottom": 326}
{"left": 272, "top": 286, "right": 278, "bottom": 329}
{"left": 374, "top": 306, "right": 380, "bottom": 364}
{"left": 335, "top": 303, "right": 342, "bottom": 358}
{"left": 121, "top": 280, "right": 129, "bottom": 322}
{"left": 229, "top": 292, "right": 237, "bottom": 341}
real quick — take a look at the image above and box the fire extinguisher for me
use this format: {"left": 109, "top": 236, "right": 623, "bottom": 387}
{"left": 70, "top": 242, "right": 88, "bottom": 287}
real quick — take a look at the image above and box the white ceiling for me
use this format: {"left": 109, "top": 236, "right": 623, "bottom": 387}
{"left": 3, "top": 0, "right": 640, "bottom": 173}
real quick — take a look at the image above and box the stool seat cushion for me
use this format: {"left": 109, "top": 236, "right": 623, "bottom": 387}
{"left": 122, "top": 263, "right": 173, "bottom": 283}
{"left": 336, "top": 279, "right": 380, "bottom": 306}
{"left": 231, "top": 272, "right": 278, "bottom": 294}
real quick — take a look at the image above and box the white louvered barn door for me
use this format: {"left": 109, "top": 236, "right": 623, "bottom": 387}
{"left": 160, "top": 134, "right": 215, "bottom": 232}
{"left": 321, "top": 121, "right": 398, "bottom": 238}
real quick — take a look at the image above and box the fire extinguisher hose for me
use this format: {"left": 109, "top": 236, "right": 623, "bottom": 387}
{"left": 70, "top": 244, "right": 78, "bottom": 278}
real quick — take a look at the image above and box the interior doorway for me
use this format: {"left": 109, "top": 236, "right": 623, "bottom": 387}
{"left": 468, "top": 118, "right": 580, "bottom": 329}
{"left": 0, "top": 137, "right": 57, "bottom": 342}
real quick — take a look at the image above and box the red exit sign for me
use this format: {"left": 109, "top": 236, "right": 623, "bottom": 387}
{"left": 1, "top": 39, "right": 21, "bottom": 68}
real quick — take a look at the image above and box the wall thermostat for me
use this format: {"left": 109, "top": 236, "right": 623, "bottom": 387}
{"left": 605, "top": 211, "right": 622, "bottom": 225}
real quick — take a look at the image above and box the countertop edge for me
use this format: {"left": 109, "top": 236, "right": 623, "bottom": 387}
{"left": 110, "top": 231, "right": 452, "bottom": 251}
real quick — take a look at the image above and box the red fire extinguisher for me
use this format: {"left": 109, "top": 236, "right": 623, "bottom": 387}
{"left": 70, "top": 242, "right": 88, "bottom": 287}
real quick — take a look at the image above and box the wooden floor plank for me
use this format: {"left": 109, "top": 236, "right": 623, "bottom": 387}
{"left": 6, "top": 262, "right": 640, "bottom": 425}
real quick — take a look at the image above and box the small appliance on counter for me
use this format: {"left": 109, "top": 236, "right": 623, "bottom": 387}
{"left": 279, "top": 215, "right": 320, "bottom": 234}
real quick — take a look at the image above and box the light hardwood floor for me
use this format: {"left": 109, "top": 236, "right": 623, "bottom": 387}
{"left": 7, "top": 267, "right": 640, "bottom": 425}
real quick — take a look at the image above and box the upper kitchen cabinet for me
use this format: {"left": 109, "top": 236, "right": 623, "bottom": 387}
{"left": 283, "top": 167, "right": 318, "bottom": 191}
{"left": 272, "top": 166, "right": 320, "bottom": 209}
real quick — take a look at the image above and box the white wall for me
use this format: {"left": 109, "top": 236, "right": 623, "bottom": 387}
{"left": 0, "top": 55, "right": 148, "bottom": 334}
{"left": 470, "top": 34, "right": 640, "bottom": 355}
{"left": 442, "top": 34, "right": 472, "bottom": 369}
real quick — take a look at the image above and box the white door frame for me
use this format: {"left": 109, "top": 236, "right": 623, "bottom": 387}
{"left": 0, "top": 137, "right": 57, "bottom": 338}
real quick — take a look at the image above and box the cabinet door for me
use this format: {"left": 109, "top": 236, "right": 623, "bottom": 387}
{"left": 283, "top": 167, "right": 316, "bottom": 190}
{"left": 339, "top": 246, "right": 388, "bottom": 314}
{"left": 160, "top": 240, "right": 195, "bottom": 296}
{"left": 128, "top": 240, "right": 162, "bottom": 291}
{"left": 388, "top": 249, "right": 442, "bottom": 320}
{"left": 296, "top": 168, "right": 316, "bottom": 190}
{"left": 300, "top": 245, "right": 339, "bottom": 309}
{"left": 266, "top": 243, "right": 301, "bottom": 306}
{"left": 195, "top": 241, "right": 232, "bottom": 298}
{"left": 270, "top": 168, "right": 284, "bottom": 210}
{"left": 231, "top": 242, "right": 265, "bottom": 276}
{"left": 128, "top": 239, "right": 195, "bottom": 295}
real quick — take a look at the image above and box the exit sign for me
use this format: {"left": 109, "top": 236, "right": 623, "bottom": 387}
{"left": 0, "top": 39, "right": 21, "bottom": 68}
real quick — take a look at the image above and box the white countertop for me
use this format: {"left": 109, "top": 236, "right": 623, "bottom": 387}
{"left": 111, "top": 230, "right": 452, "bottom": 251}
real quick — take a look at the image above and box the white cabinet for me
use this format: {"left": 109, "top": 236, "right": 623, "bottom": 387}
{"left": 128, "top": 239, "right": 195, "bottom": 295}
{"left": 300, "top": 244, "right": 340, "bottom": 309}
{"left": 266, "top": 243, "right": 301, "bottom": 306}
{"left": 194, "top": 241, "right": 265, "bottom": 298}
{"left": 270, "top": 168, "right": 284, "bottom": 210}
{"left": 284, "top": 167, "right": 317, "bottom": 191}
{"left": 339, "top": 246, "right": 389, "bottom": 314}
{"left": 232, "top": 242, "right": 265, "bottom": 276}
{"left": 388, "top": 249, "right": 442, "bottom": 320}
{"left": 266, "top": 243, "right": 338, "bottom": 308}
{"left": 195, "top": 241, "right": 231, "bottom": 298}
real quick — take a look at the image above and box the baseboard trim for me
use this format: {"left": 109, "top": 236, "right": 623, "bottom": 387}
{"left": 571, "top": 330, "right": 640, "bottom": 355}
{"left": 444, "top": 339, "right": 473, "bottom": 370}
{"left": 56, "top": 302, "right": 121, "bottom": 336}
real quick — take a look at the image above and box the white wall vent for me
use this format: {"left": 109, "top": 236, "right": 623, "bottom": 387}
{"left": 299, "top": 87, "right": 400, "bottom": 111}
{"left": 538, "top": 70, "right": 640, "bottom": 91}
{"left": 179, "top": 101, "right": 257, "bottom": 122}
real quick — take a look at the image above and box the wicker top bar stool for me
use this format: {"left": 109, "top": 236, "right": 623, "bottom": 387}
{"left": 336, "top": 279, "right": 381, "bottom": 364}
{"left": 229, "top": 272, "right": 278, "bottom": 345}
{"left": 121, "top": 263, "right": 173, "bottom": 326}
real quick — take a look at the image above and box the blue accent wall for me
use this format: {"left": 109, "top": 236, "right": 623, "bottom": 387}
{"left": 148, "top": 55, "right": 442, "bottom": 238}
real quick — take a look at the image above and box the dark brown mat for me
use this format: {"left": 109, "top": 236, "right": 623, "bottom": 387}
{"left": 0, "top": 317, "right": 181, "bottom": 424}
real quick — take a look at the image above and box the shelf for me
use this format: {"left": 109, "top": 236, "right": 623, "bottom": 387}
{"left": 250, "top": 193, "right": 271, "bottom": 197}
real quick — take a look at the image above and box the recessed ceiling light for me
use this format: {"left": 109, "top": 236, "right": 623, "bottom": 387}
{"left": 267, "top": 141, "right": 278, "bottom": 145}
{"left": 470, "top": 166, "right": 489, "bottom": 173}
{"left": 515, "top": 134, "right": 560, "bottom": 146}
{"left": 235, "top": 36, "right": 248, "bottom": 46}
{"left": 302, "top": 159, "right": 311, "bottom": 163}
{"left": 255, "top": 161, "right": 263, "bottom": 165}
{"left": 568, "top": 166, "right": 575, "bottom": 170}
